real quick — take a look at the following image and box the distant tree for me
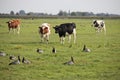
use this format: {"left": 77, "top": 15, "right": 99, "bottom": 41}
{"left": 27, "top": 12, "right": 34, "bottom": 15}
{"left": 96, "top": 13, "right": 107, "bottom": 17}
{"left": 89, "top": 12, "right": 94, "bottom": 16}
{"left": 16, "top": 12, "right": 19, "bottom": 15}
{"left": 57, "top": 10, "right": 68, "bottom": 16}
{"left": 10, "top": 11, "right": 14, "bottom": 15}
{"left": 71, "top": 12, "right": 76, "bottom": 16}
{"left": 19, "top": 10, "right": 26, "bottom": 15}
{"left": 58, "top": 10, "right": 64, "bottom": 16}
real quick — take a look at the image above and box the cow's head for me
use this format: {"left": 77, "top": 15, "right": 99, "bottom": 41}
{"left": 53, "top": 25, "right": 60, "bottom": 33}
{"left": 6, "top": 21, "right": 12, "bottom": 27}
{"left": 6, "top": 21, "right": 11, "bottom": 24}
{"left": 93, "top": 20, "right": 97, "bottom": 24}
{"left": 92, "top": 20, "right": 99, "bottom": 27}
{"left": 39, "top": 26, "right": 49, "bottom": 34}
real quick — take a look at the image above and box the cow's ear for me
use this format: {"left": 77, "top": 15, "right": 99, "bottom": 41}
{"left": 39, "top": 27, "right": 41, "bottom": 28}
{"left": 6, "top": 21, "right": 10, "bottom": 23}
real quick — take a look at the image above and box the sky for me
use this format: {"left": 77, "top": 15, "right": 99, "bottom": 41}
{"left": 0, "top": 0, "right": 120, "bottom": 15}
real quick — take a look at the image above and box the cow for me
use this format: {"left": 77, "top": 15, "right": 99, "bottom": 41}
{"left": 6, "top": 19, "right": 20, "bottom": 34}
{"left": 53, "top": 23, "right": 76, "bottom": 44}
{"left": 39, "top": 23, "right": 51, "bottom": 43}
{"left": 92, "top": 20, "right": 106, "bottom": 35}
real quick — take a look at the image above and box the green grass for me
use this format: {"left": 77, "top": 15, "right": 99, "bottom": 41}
{"left": 0, "top": 18, "right": 120, "bottom": 80}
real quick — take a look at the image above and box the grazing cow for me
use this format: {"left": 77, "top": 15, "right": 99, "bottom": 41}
{"left": 92, "top": 20, "right": 106, "bottom": 35}
{"left": 39, "top": 23, "right": 51, "bottom": 43}
{"left": 53, "top": 23, "right": 76, "bottom": 44}
{"left": 6, "top": 19, "right": 20, "bottom": 34}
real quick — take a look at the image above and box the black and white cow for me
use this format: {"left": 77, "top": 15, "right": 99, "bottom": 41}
{"left": 92, "top": 20, "right": 106, "bottom": 35}
{"left": 53, "top": 23, "right": 76, "bottom": 44}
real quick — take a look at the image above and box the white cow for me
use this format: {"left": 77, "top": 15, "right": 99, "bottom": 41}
{"left": 92, "top": 20, "right": 106, "bottom": 35}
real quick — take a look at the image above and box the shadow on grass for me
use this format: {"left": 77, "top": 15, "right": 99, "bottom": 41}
{"left": 10, "top": 41, "right": 58, "bottom": 45}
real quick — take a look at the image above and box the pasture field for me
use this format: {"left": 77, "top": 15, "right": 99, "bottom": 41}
{"left": 0, "top": 18, "right": 120, "bottom": 80}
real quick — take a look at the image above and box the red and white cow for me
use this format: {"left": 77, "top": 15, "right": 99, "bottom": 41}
{"left": 6, "top": 19, "right": 20, "bottom": 34}
{"left": 92, "top": 20, "right": 106, "bottom": 35}
{"left": 39, "top": 23, "right": 51, "bottom": 43}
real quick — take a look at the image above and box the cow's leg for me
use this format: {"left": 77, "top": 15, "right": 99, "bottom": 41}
{"left": 96, "top": 28, "right": 99, "bottom": 32}
{"left": 60, "top": 37, "right": 65, "bottom": 44}
{"left": 95, "top": 27, "right": 98, "bottom": 33}
{"left": 17, "top": 26, "right": 20, "bottom": 34}
{"left": 13, "top": 28, "right": 16, "bottom": 34}
{"left": 103, "top": 25, "right": 106, "bottom": 35}
{"left": 73, "top": 33, "right": 76, "bottom": 43}
{"left": 8, "top": 28, "right": 11, "bottom": 33}
{"left": 96, "top": 28, "right": 100, "bottom": 34}
{"left": 68, "top": 35, "right": 71, "bottom": 43}
{"left": 41, "top": 35, "right": 44, "bottom": 42}
{"left": 73, "top": 29, "right": 76, "bottom": 43}
{"left": 46, "top": 35, "right": 49, "bottom": 44}
{"left": 62, "top": 37, "right": 65, "bottom": 44}
{"left": 60, "top": 37, "right": 63, "bottom": 44}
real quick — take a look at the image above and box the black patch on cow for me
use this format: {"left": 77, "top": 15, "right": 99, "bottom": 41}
{"left": 100, "top": 22, "right": 104, "bottom": 27}
{"left": 53, "top": 23, "right": 76, "bottom": 37}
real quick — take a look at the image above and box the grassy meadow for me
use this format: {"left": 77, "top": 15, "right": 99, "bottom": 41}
{"left": 0, "top": 18, "right": 120, "bottom": 80}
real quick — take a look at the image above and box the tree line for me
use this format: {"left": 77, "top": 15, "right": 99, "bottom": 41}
{"left": 0, "top": 10, "right": 119, "bottom": 17}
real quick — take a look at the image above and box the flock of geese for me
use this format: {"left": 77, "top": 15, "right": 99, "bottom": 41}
{"left": 0, "top": 51, "right": 31, "bottom": 65}
{"left": 9, "top": 55, "right": 31, "bottom": 65}
{"left": 0, "top": 45, "right": 90, "bottom": 65}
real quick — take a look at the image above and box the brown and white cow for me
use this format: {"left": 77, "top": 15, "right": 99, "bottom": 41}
{"left": 39, "top": 23, "right": 51, "bottom": 43}
{"left": 6, "top": 19, "right": 20, "bottom": 34}
{"left": 92, "top": 20, "right": 106, "bottom": 35}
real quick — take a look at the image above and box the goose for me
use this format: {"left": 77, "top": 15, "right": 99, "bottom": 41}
{"left": 82, "top": 45, "right": 91, "bottom": 52}
{"left": 9, "top": 55, "right": 16, "bottom": 60}
{"left": 22, "top": 57, "right": 31, "bottom": 64}
{"left": 52, "top": 47, "right": 56, "bottom": 53}
{"left": 9, "top": 56, "right": 21, "bottom": 65}
{"left": 0, "top": 51, "right": 6, "bottom": 56}
{"left": 36, "top": 48, "right": 43, "bottom": 53}
{"left": 64, "top": 56, "right": 74, "bottom": 65}
{"left": 69, "top": 44, "right": 72, "bottom": 48}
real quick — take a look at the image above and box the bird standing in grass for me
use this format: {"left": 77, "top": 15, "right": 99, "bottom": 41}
{"left": 52, "top": 47, "right": 56, "bottom": 53}
{"left": 0, "top": 51, "right": 6, "bottom": 56}
{"left": 9, "top": 55, "right": 16, "bottom": 60}
{"left": 36, "top": 48, "right": 43, "bottom": 53}
{"left": 9, "top": 56, "right": 21, "bottom": 65}
{"left": 64, "top": 56, "right": 74, "bottom": 65}
{"left": 82, "top": 45, "right": 91, "bottom": 52}
{"left": 22, "top": 57, "right": 31, "bottom": 64}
